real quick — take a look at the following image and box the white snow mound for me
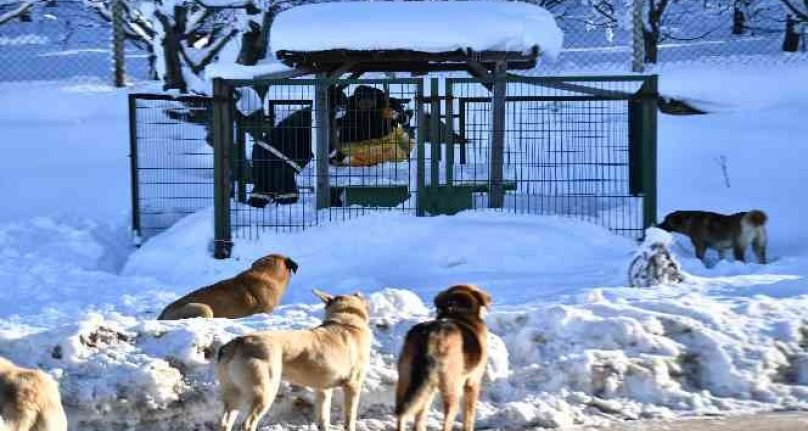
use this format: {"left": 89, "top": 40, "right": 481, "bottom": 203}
{"left": 271, "top": 1, "right": 564, "bottom": 58}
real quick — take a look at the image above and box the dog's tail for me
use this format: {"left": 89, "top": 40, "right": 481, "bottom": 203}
{"left": 395, "top": 323, "right": 456, "bottom": 417}
{"left": 745, "top": 210, "right": 768, "bottom": 227}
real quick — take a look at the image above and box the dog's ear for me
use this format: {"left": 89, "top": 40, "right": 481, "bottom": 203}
{"left": 353, "top": 291, "right": 370, "bottom": 308}
{"left": 472, "top": 290, "right": 492, "bottom": 309}
{"left": 285, "top": 257, "right": 298, "bottom": 274}
{"left": 312, "top": 289, "right": 334, "bottom": 304}
{"left": 433, "top": 290, "right": 450, "bottom": 310}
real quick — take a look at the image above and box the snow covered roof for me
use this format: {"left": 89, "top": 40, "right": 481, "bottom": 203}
{"left": 270, "top": 1, "right": 564, "bottom": 59}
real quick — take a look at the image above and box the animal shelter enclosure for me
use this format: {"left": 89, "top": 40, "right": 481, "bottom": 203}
{"left": 129, "top": 74, "right": 657, "bottom": 257}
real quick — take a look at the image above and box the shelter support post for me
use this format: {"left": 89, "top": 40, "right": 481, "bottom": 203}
{"left": 489, "top": 61, "right": 507, "bottom": 208}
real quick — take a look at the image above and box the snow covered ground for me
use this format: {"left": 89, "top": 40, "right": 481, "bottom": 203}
{"left": 1, "top": 62, "right": 808, "bottom": 430}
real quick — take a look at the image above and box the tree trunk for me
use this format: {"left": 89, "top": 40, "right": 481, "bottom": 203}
{"left": 157, "top": 7, "right": 187, "bottom": 92}
{"left": 161, "top": 29, "right": 186, "bottom": 91}
{"left": 643, "top": 0, "right": 667, "bottom": 64}
{"left": 236, "top": 5, "right": 280, "bottom": 66}
{"left": 782, "top": 14, "right": 800, "bottom": 52}
{"left": 643, "top": 28, "right": 659, "bottom": 63}
{"left": 732, "top": 2, "right": 746, "bottom": 35}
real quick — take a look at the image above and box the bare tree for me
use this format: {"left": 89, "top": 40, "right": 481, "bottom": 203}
{"left": 0, "top": 0, "right": 46, "bottom": 25}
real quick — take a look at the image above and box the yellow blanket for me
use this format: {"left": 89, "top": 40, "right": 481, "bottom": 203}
{"left": 334, "top": 127, "right": 414, "bottom": 167}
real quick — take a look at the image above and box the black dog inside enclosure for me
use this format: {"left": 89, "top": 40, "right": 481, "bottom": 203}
{"left": 248, "top": 85, "right": 413, "bottom": 208}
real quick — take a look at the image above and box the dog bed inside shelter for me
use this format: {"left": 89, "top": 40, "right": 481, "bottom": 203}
{"left": 211, "top": 0, "right": 573, "bottom": 252}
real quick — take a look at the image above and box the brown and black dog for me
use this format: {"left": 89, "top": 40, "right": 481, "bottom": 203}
{"left": 658, "top": 210, "right": 768, "bottom": 264}
{"left": 0, "top": 356, "right": 68, "bottom": 431}
{"left": 395, "top": 284, "right": 492, "bottom": 431}
{"left": 158, "top": 254, "right": 298, "bottom": 320}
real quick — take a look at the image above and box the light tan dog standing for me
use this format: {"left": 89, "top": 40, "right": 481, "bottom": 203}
{"left": 395, "top": 284, "right": 492, "bottom": 431}
{"left": 0, "top": 356, "right": 67, "bottom": 431}
{"left": 216, "top": 290, "right": 372, "bottom": 431}
{"left": 158, "top": 254, "right": 298, "bottom": 320}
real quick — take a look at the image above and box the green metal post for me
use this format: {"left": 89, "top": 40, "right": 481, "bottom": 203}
{"left": 458, "top": 99, "right": 467, "bottom": 165}
{"left": 445, "top": 82, "right": 454, "bottom": 185}
{"left": 416, "top": 82, "right": 426, "bottom": 216}
{"left": 128, "top": 95, "right": 141, "bottom": 241}
{"left": 430, "top": 78, "right": 441, "bottom": 186}
{"left": 642, "top": 75, "right": 659, "bottom": 228}
{"left": 235, "top": 122, "right": 247, "bottom": 203}
{"left": 489, "top": 62, "right": 507, "bottom": 208}
{"left": 314, "top": 76, "right": 332, "bottom": 210}
{"left": 212, "top": 78, "right": 233, "bottom": 258}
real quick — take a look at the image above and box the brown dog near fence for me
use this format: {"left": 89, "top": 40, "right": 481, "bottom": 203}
{"left": 395, "top": 284, "right": 492, "bottom": 431}
{"left": 158, "top": 254, "right": 298, "bottom": 320}
{"left": 216, "top": 290, "right": 372, "bottom": 431}
{"left": 0, "top": 356, "right": 68, "bottom": 431}
{"left": 658, "top": 210, "right": 768, "bottom": 264}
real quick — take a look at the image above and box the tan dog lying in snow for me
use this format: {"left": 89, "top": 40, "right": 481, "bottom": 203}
{"left": 158, "top": 254, "right": 298, "bottom": 320}
{"left": 216, "top": 290, "right": 372, "bottom": 431}
{"left": 395, "top": 284, "right": 492, "bottom": 431}
{"left": 0, "top": 356, "right": 67, "bottom": 431}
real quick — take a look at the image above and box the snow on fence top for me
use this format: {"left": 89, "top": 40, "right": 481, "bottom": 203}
{"left": 270, "top": 1, "right": 564, "bottom": 59}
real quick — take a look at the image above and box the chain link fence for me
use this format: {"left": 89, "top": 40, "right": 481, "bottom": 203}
{"left": 538, "top": 0, "right": 807, "bottom": 73}
{"left": 1, "top": 0, "right": 806, "bottom": 84}
{"left": 0, "top": 0, "right": 149, "bottom": 83}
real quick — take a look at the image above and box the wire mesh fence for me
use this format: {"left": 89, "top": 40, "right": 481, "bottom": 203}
{"left": 151, "top": 75, "right": 657, "bottom": 256}
{"left": 0, "top": 0, "right": 149, "bottom": 83}
{"left": 540, "top": 0, "right": 807, "bottom": 73}
{"left": 2, "top": 0, "right": 806, "bottom": 85}
{"left": 436, "top": 76, "right": 654, "bottom": 239}
{"left": 129, "top": 93, "right": 213, "bottom": 240}
{"left": 222, "top": 78, "right": 422, "bottom": 240}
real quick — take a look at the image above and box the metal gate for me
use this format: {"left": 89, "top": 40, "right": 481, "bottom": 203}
{"left": 129, "top": 93, "right": 213, "bottom": 241}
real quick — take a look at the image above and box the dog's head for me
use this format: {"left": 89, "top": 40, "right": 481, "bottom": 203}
{"left": 251, "top": 254, "right": 298, "bottom": 276}
{"left": 657, "top": 211, "right": 688, "bottom": 233}
{"left": 434, "top": 284, "right": 492, "bottom": 320}
{"left": 313, "top": 289, "right": 370, "bottom": 324}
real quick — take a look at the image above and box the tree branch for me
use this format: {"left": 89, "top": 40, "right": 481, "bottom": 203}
{"left": 0, "top": 0, "right": 40, "bottom": 26}
{"left": 778, "top": 0, "right": 808, "bottom": 20}
{"left": 189, "top": 28, "right": 238, "bottom": 73}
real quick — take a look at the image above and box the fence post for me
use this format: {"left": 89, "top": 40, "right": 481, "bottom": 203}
{"left": 430, "top": 78, "right": 441, "bottom": 186}
{"left": 314, "top": 76, "right": 332, "bottom": 210}
{"left": 641, "top": 75, "right": 658, "bottom": 228}
{"left": 128, "top": 95, "right": 141, "bottom": 244}
{"left": 416, "top": 81, "right": 426, "bottom": 216}
{"left": 489, "top": 61, "right": 507, "bottom": 209}
{"left": 631, "top": 0, "right": 646, "bottom": 72}
{"left": 212, "top": 78, "right": 233, "bottom": 258}
{"left": 444, "top": 81, "right": 454, "bottom": 185}
{"left": 111, "top": 0, "right": 126, "bottom": 87}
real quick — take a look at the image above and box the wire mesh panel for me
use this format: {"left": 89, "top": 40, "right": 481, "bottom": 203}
{"left": 220, "top": 78, "right": 422, "bottom": 240}
{"left": 129, "top": 94, "right": 213, "bottom": 241}
{"left": 444, "top": 76, "right": 655, "bottom": 239}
